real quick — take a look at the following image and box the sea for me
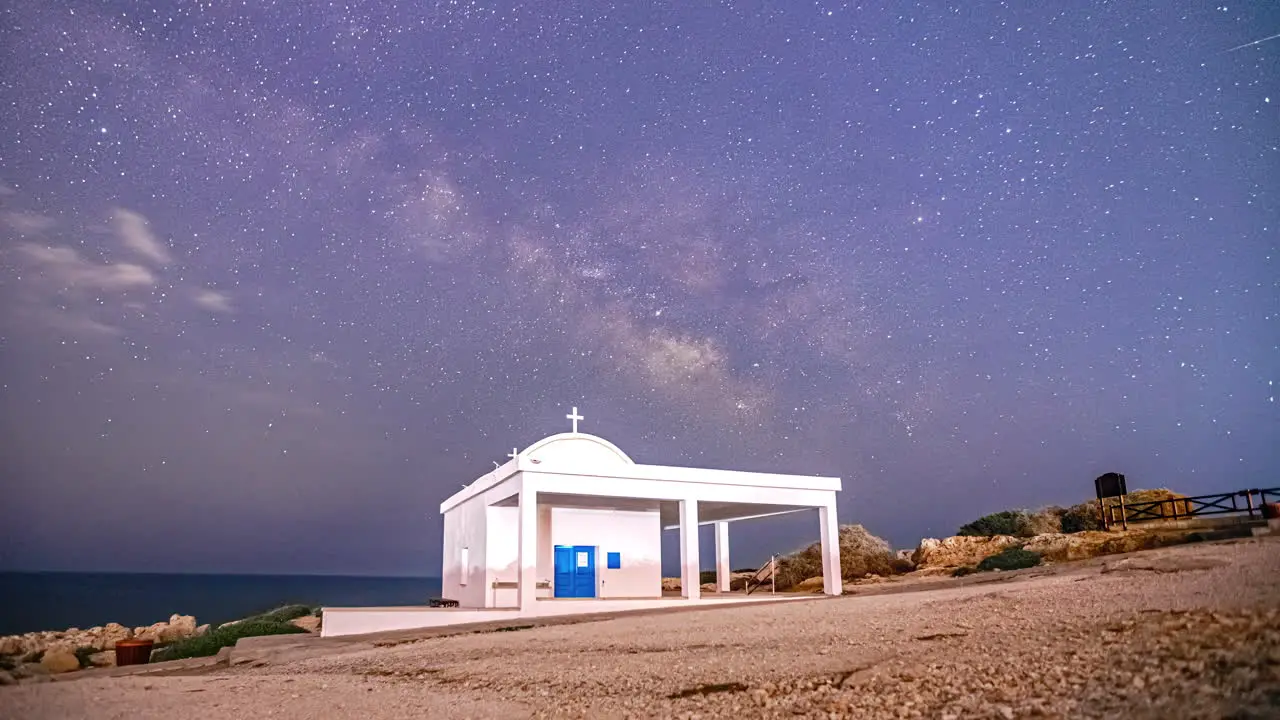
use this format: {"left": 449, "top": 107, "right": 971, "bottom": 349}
{"left": 0, "top": 572, "right": 443, "bottom": 637}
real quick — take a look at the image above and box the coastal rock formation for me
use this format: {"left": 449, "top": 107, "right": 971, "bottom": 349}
{"left": 99, "top": 622, "right": 134, "bottom": 649}
{"left": 912, "top": 535, "right": 1022, "bottom": 569}
{"left": 133, "top": 614, "right": 198, "bottom": 643}
{"left": 0, "top": 613, "right": 202, "bottom": 671}
{"left": 39, "top": 649, "right": 80, "bottom": 674}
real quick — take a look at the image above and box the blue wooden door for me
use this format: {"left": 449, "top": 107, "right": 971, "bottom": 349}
{"left": 554, "top": 546, "right": 575, "bottom": 597}
{"left": 571, "top": 546, "right": 596, "bottom": 598}
{"left": 553, "top": 545, "right": 596, "bottom": 598}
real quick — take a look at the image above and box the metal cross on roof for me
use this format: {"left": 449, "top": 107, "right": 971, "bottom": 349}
{"left": 508, "top": 448, "right": 519, "bottom": 460}
{"left": 566, "top": 406, "right": 584, "bottom": 433}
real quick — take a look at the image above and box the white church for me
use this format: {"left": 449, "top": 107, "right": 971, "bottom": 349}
{"left": 321, "top": 408, "right": 844, "bottom": 637}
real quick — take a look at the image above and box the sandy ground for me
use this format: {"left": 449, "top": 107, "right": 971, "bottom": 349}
{"left": 4, "top": 536, "right": 1279, "bottom": 719}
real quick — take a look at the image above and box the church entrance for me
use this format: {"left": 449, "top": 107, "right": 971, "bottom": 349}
{"left": 553, "top": 545, "right": 597, "bottom": 598}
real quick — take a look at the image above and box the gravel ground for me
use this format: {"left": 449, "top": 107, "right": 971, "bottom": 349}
{"left": 4, "top": 536, "right": 1278, "bottom": 719}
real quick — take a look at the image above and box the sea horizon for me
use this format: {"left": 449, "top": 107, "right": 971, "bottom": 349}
{"left": 0, "top": 571, "right": 444, "bottom": 638}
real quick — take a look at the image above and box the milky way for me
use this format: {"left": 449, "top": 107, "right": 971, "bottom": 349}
{"left": 1, "top": 1, "right": 1276, "bottom": 574}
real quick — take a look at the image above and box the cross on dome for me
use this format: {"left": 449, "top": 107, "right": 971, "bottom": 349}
{"left": 566, "top": 406, "right": 584, "bottom": 434}
{"left": 508, "top": 448, "right": 519, "bottom": 460}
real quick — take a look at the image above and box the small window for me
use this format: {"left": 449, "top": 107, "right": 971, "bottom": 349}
{"left": 607, "top": 552, "right": 621, "bottom": 569}
{"left": 460, "top": 547, "right": 470, "bottom": 586}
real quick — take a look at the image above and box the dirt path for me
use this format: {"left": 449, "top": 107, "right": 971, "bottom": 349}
{"left": 4, "top": 536, "right": 1278, "bottom": 719}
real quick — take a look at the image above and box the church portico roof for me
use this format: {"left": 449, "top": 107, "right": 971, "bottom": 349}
{"left": 520, "top": 432, "right": 635, "bottom": 467}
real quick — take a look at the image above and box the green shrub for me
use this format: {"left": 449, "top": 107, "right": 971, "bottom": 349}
{"left": 253, "top": 604, "right": 315, "bottom": 624}
{"left": 699, "top": 570, "right": 718, "bottom": 585}
{"left": 952, "top": 566, "right": 977, "bottom": 577}
{"left": 153, "top": 618, "right": 308, "bottom": 662}
{"left": 73, "top": 646, "right": 98, "bottom": 669}
{"left": 958, "top": 510, "right": 1034, "bottom": 538}
{"left": 976, "top": 546, "right": 1042, "bottom": 572}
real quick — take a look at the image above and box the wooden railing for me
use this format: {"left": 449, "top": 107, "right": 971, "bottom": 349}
{"left": 1105, "top": 487, "right": 1280, "bottom": 529}
{"left": 744, "top": 555, "right": 776, "bottom": 596}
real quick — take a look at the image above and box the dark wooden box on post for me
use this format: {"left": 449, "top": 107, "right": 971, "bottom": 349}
{"left": 1095, "top": 472, "right": 1128, "bottom": 530}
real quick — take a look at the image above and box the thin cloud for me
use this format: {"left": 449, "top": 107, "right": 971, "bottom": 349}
{"left": 2, "top": 211, "right": 56, "bottom": 235}
{"left": 112, "top": 207, "right": 173, "bottom": 266}
{"left": 18, "top": 243, "right": 156, "bottom": 290}
{"left": 192, "top": 288, "right": 234, "bottom": 313}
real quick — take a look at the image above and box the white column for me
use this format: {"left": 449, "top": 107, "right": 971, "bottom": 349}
{"left": 517, "top": 485, "right": 538, "bottom": 612}
{"left": 679, "top": 499, "right": 701, "bottom": 600}
{"left": 819, "top": 502, "right": 842, "bottom": 596}
{"left": 714, "top": 521, "right": 731, "bottom": 593}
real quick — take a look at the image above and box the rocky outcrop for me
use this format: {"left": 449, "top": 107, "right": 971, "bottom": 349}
{"left": 133, "top": 614, "right": 198, "bottom": 643}
{"left": 793, "top": 577, "right": 826, "bottom": 593}
{"left": 99, "top": 622, "right": 134, "bottom": 649}
{"left": 1022, "top": 530, "right": 1178, "bottom": 562}
{"left": 912, "top": 535, "right": 1023, "bottom": 569}
{"left": 0, "top": 613, "right": 204, "bottom": 679}
{"left": 39, "top": 648, "right": 80, "bottom": 674}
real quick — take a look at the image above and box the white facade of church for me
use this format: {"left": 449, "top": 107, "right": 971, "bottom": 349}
{"left": 439, "top": 412, "right": 843, "bottom": 611}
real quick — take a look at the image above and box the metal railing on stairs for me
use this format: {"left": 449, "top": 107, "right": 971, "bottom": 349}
{"left": 744, "top": 555, "right": 776, "bottom": 596}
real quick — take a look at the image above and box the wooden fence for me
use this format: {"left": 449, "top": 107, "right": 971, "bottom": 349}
{"left": 1103, "top": 487, "right": 1280, "bottom": 529}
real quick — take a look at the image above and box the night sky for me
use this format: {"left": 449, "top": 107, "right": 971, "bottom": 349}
{"left": 1, "top": 2, "right": 1276, "bottom": 577}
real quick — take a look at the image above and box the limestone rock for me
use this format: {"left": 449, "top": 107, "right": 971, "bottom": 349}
{"left": 160, "top": 614, "right": 197, "bottom": 642}
{"left": 99, "top": 623, "right": 133, "bottom": 649}
{"left": 0, "top": 634, "right": 21, "bottom": 655}
{"left": 195, "top": 624, "right": 211, "bottom": 636}
{"left": 661, "top": 577, "right": 682, "bottom": 591}
{"left": 40, "top": 648, "right": 81, "bottom": 674}
{"left": 794, "top": 576, "right": 827, "bottom": 593}
{"left": 133, "top": 623, "right": 166, "bottom": 643}
{"left": 911, "top": 535, "right": 1022, "bottom": 569}
{"left": 1023, "top": 530, "right": 1168, "bottom": 563}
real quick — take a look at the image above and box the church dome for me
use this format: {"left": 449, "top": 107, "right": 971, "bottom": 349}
{"left": 521, "top": 433, "right": 634, "bottom": 467}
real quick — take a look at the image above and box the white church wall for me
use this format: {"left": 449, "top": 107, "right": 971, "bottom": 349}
{"left": 441, "top": 496, "right": 489, "bottom": 608}
{"left": 485, "top": 505, "right": 518, "bottom": 581}
{"left": 550, "top": 507, "right": 661, "bottom": 598}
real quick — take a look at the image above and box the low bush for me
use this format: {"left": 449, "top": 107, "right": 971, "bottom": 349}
{"left": 1060, "top": 502, "right": 1104, "bottom": 533}
{"left": 976, "top": 546, "right": 1041, "bottom": 572}
{"left": 73, "top": 646, "right": 98, "bottom": 669}
{"left": 957, "top": 510, "right": 1036, "bottom": 538}
{"left": 153, "top": 616, "right": 308, "bottom": 662}
{"left": 952, "top": 566, "right": 977, "bottom": 577}
{"left": 252, "top": 604, "right": 315, "bottom": 624}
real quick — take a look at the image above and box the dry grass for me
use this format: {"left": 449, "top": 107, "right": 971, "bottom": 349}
{"left": 774, "top": 524, "right": 898, "bottom": 590}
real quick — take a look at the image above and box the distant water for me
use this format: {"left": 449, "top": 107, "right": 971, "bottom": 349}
{"left": 0, "top": 572, "right": 442, "bottom": 637}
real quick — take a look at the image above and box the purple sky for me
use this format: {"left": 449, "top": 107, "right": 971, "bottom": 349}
{"left": 1, "top": 1, "right": 1276, "bottom": 576}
